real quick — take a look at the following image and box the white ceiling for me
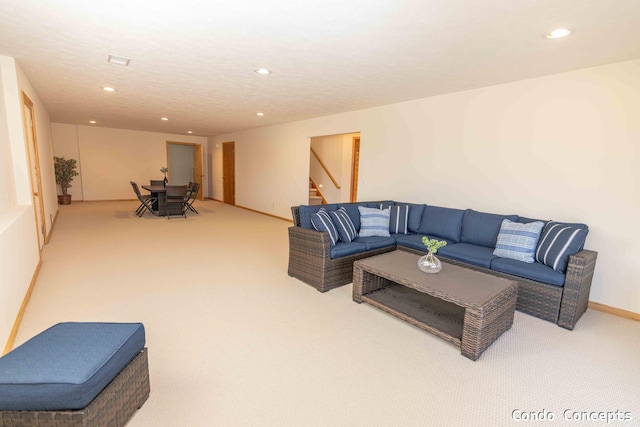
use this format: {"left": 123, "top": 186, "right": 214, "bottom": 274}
{"left": 1, "top": 0, "right": 639, "bottom": 137}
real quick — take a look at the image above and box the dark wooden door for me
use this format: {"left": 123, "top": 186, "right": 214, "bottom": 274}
{"left": 222, "top": 141, "right": 235, "bottom": 205}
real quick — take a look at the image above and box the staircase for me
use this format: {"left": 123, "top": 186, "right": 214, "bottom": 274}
{"left": 309, "top": 179, "right": 323, "bottom": 205}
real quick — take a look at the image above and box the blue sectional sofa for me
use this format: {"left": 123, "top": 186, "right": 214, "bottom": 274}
{"left": 288, "top": 201, "right": 598, "bottom": 330}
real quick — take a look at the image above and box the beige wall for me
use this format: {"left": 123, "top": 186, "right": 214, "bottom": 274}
{"left": 51, "top": 124, "right": 208, "bottom": 200}
{"left": 210, "top": 59, "right": 640, "bottom": 314}
{"left": 0, "top": 57, "right": 45, "bottom": 348}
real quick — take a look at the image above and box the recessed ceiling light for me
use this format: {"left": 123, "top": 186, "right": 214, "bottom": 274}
{"left": 161, "top": 117, "right": 169, "bottom": 121}
{"left": 256, "top": 112, "right": 265, "bottom": 116}
{"left": 102, "top": 87, "right": 116, "bottom": 92}
{"left": 89, "top": 120, "right": 97, "bottom": 124}
{"left": 545, "top": 28, "right": 573, "bottom": 39}
{"left": 254, "top": 68, "right": 272, "bottom": 75}
{"left": 187, "top": 131, "right": 193, "bottom": 134}
{"left": 107, "top": 54, "right": 131, "bottom": 66}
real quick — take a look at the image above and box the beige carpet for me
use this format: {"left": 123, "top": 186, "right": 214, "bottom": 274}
{"left": 14, "top": 200, "right": 640, "bottom": 426}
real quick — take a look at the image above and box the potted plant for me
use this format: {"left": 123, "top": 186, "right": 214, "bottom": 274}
{"left": 160, "top": 166, "right": 168, "bottom": 187}
{"left": 54, "top": 156, "right": 79, "bottom": 205}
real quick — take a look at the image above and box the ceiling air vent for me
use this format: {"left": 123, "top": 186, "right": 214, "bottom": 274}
{"left": 107, "top": 55, "right": 131, "bottom": 66}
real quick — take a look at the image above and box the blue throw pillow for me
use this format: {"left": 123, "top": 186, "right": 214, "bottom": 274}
{"left": 535, "top": 222, "right": 589, "bottom": 272}
{"left": 388, "top": 205, "right": 409, "bottom": 234}
{"left": 330, "top": 207, "right": 358, "bottom": 243}
{"left": 310, "top": 208, "right": 339, "bottom": 246}
{"left": 493, "top": 219, "right": 545, "bottom": 263}
{"left": 358, "top": 206, "right": 390, "bottom": 237}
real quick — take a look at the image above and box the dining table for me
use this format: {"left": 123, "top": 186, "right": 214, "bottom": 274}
{"left": 141, "top": 184, "right": 172, "bottom": 216}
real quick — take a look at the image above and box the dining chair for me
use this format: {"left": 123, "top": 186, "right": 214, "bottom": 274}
{"left": 185, "top": 182, "right": 200, "bottom": 214}
{"left": 150, "top": 180, "right": 165, "bottom": 186}
{"left": 130, "top": 181, "right": 158, "bottom": 217}
{"left": 165, "top": 185, "right": 188, "bottom": 219}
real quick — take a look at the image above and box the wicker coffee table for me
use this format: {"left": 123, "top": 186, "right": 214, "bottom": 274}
{"left": 353, "top": 250, "right": 517, "bottom": 360}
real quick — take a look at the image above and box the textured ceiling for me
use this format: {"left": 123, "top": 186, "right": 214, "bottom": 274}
{"left": 1, "top": 0, "right": 639, "bottom": 137}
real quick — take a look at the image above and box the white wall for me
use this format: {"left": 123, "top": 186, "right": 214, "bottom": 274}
{"left": 51, "top": 124, "right": 208, "bottom": 200}
{"left": 0, "top": 57, "right": 43, "bottom": 348}
{"left": 210, "top": 59, "right": 640, "bottom": 315}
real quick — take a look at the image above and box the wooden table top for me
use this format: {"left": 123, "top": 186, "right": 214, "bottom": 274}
{"left": 354, "top": 250, "right": 516, "bottom": 307}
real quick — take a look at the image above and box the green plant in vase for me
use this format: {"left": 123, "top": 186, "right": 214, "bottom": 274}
{"left": 160, "top": 166, "right": 168, "bottom": 186}
{"left": 419, "top": 236, "right": 447, "bottom": 273}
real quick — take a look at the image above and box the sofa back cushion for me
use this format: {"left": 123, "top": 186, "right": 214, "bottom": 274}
{"left": 394, "top": 202, "right": 426, "bottom": 233}
{"left": 298, "top": 203, "right": 340, "bottom": 229}
{"left": 461, "top": 209, "right": 519, "bottom": 248}
{"left": 417, "top": 205, "right": 465, "bottom": 243}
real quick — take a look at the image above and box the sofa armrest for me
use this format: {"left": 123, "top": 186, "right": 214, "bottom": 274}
{"left": 288, "top": 226, "right": 331, "bottom": 259}
{"left": 558, "top": 249, "right": 598, "bottom": 330}
{"left": 287, "top": 226, "right": 332, "bottom": 287}
{"left": 291, "top": 206, "right": 302, "bottom": 227}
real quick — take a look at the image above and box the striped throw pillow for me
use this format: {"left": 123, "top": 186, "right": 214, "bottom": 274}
{"left": 358, "top": 206, "right": 390, "bottom": 237}
{"left": 310, "top": 208, "right": 339, "bottom": 246}
{"left": 535, "top": 222, "right": 589, "bottom": 272}
{"left": 389, "top": 205, "right": 409, "bottom": 234}
{"left": 330, "top": 207, "right": 358, "bottom": 243}
{"left": 493, "top": 219, "right": 544, "bottom": 263}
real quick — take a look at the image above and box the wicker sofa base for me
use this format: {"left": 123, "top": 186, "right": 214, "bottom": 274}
{"left": 288, "top": 226, "right": 396, "bottom": 292}
{"left": 0, "top": 348, "right": 150, "bottom": 427}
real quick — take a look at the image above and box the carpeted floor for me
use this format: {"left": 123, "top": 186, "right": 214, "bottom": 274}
{"left": 14, "top": 200, "right": 640, "bottom": 426}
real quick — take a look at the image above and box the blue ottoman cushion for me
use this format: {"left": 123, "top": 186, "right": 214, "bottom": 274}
{"left": 0, "top": 322, "right": 146, "bottom": 411}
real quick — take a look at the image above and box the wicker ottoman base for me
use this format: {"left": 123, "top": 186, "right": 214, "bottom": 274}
{"left": 0, "top": 348, "right": 150, "bottom": 427}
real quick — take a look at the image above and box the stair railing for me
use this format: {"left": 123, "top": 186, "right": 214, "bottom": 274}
{"left": 309, "top": 177, "right": 328, "bottom": 205}
{"left": 310, "top": 147, "right": 341, "bottom": 189}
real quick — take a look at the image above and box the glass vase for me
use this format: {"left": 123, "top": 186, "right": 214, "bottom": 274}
{"left": 417, "top": 250, "right": 442, "bottom": 274}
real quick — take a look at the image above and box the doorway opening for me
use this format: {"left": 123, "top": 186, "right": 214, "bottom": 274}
{"left": 166, "top": 141, "right": 203, "bottom": 200}
{"left": 309, "top": 132, "right": 360, "bottom": 205}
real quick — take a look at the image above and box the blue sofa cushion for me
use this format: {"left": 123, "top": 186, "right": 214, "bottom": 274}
{"left": 417, "top": 205, "right": 465, "bottom": 243}
{"left": 388, "top": 205, "right": 409, "bottom": 234}
{"left": 310, "top": 208, "right": 339, "bottom": 246}
{"left": 493, "top": 219, "right": 545, "bottom": 263}
{"left": 298, "top": 203, "right": 340, "bottom": 229}
{"left": 406, "top": 204, "right": 426, "bottom": 233}
{"left": 0, "top": 322, "right": 145, "bottom": 411}
{"left": 395, "top": 234, "right": 456, "bottom": 252}
{"left": 535, "top": 221, "right": 589, "bottom": 273}
{"left": 358, "top": 206, "right": 390, "bottom": 237}
{"left": 491, "top": 258, "right": 566, "bottom": 286}
{"left": 330, "top": 241, "right": 368, "bottom": 259}
{"left": 518, "top": 216, "right": 547, "bottom": 224}
{"left": 437, "top": 243, "right": 498, "bottom": 269}
{"left": 330, "top": 207, "right": 358, "bottom": 243}
{"left": 354, "top": 236, "right": 397, "bottom": 251}
{"left": 461, "top": 209, "right": 519, "bottom": 248}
